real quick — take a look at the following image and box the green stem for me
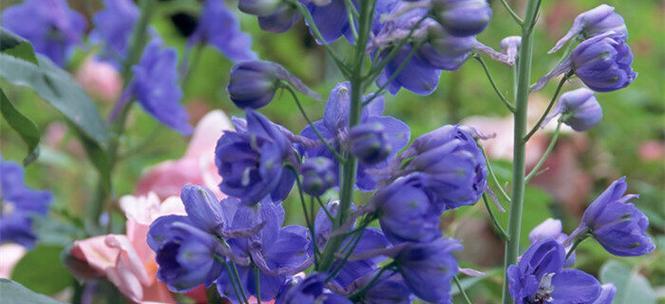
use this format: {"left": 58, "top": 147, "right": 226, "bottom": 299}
{"left": 498, "top": 0, "right": 524, "bottom": 25}
{"left": 480, "top": 147, "right": 511, "bottom": 204}
{"left": 502, "top": 1, "right": 541, "bottom": 303}
{"left": 318, "top": 0, "right": 376, "bottom": 271}
{"left": 86, "top": 0, "right": 156, "bottom": 232}
{"left": 525, "top": 121, "right": 562, "bottom": 183}
{"left": 292, "top": 167, "right": 319, "bottom": 267}
{"left": 523, "top": 74, "right": 569, "bottom": 142}
{"left": 483, "top": 194, "right": 509, "bottom": 241}
{"left": 349, "top": 263, "right": 395, "bottom": 300}
{"left": 253, "top": 265, "right": 261, "bottom": 302}
{"left": 474, "top": 56, "right": 515, "bottom": 112}
{"left": 454, "top": 275, "right": 473, "bottom": 304}
{"left": 344, "top": 0, "right": 359, "bottom": 41}
{"left": 363, "top": 42, "right": 422, "bottom": 106}
{"left": 566, "top": 236, "right": 587, "bottom": 260}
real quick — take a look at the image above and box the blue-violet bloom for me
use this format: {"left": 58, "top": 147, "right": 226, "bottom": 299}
{"left": 90, "top": 0, "right": 139, "bottom": 67}
{"left": 301, "top": 157, "right": 337, "bottom": 196}
{"left": 542, "top": 88, "right": 602, "bottom": 132}
{"left": 275, "top": 273, "right": 351, "bottom": 304}
{"left": 431, "top": 0, "right": 492, "bottom": 37}
{"left": 349, "top": 122, "right": 392, "bottom": 164}
{"left": 549, "top": 4, "right": 627, "bottom": 54}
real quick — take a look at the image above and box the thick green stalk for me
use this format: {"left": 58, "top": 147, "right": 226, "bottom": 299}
{"left": 318, "top": 0, "right": 375, "bottom": 271}
{"left": 502, "top": 1, "right": 541, "bottom": 303}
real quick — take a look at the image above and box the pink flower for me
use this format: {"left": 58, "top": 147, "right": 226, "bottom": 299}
{"left": 0, "top": 244, "right": 26, "bottom": 278}
{"left": 136, "top": 110, "right": 233, "bottom": 199}
{"left": 71, "top": 194, "right": 185, "bottom": 303}
{"left": 76, "top": 57, "right": 122, "bottom": 103}
{"left": 639, "top": 140, "right": 665, "bottom": 162}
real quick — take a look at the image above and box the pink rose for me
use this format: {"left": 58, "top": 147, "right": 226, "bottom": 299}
{"left": 76, "top": 57, "right": 122, "bottom": 103}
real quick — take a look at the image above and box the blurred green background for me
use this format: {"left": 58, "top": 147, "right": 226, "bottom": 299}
{"left": 1, "top": 0, "right": 664, "bottom": 303}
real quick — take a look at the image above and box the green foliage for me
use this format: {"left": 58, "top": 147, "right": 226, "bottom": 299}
{"left": 0, "top": 28, "right": 38, "bottom": 64}
{"left": 0, "top": 89, "right": 40, "bottom": 165}
{"left": 599, "top": 260, "right": 657, "bottom": 304}
{"left": 0, "top": 279, "right": 64, "bottom": 304}
{"left": 11, "top": 245, "right": 74, "bottom": 295}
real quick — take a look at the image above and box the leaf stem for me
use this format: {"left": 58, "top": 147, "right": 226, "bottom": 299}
{"left": 525, "top": 121, "right": 562, "bottom": 183}
{"left": 474, "top": 55, "right": 515, "bottom": 112}
{"left": 454, "top": 275, "right": 474, "bottom": 304}
{"left": 499, "top": 0, "right": 524, "bottom": 25}
{"left": 523, "top": 74, "right": 569, "bottom": 142}
{"left": 482, "top": 194, "right": 510, "bottom": 241}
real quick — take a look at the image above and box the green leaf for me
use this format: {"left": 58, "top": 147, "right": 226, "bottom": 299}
{"left": 11, "top": 245, "right": 73, "bottom": 295}
{"left": 0, "top": 89, "right": 40, "bottom": 165}
{"left": 0, "top": 28, "right": 38, "bottom": 64}
{"left": 599, "top": 260, "right": 657, "bottom": 304}
{"left": 0, "top": 53, "right": 110, "bottom": 147}
{"left": 0, "top": 279, "right": 64, "bottom": 304}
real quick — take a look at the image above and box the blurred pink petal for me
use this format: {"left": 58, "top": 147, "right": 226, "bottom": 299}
{"left": 137, "top": 110, "right": 233, "bottom": 199}
{"left": 639, "top": 140, "right": 665, "bottom": 161}
{"left": 0, "top": 244, "right": 26, "bottom": 278}
{"left": 76, "top": 57, "right": 122, "bottom": 103}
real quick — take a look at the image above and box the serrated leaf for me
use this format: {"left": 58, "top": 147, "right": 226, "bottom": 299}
{"left": 0, "top": 53, "right": 110, "bottom": 147}
{"left": 0, "top": 28, "right": 38, "bottom": 64}
{"left": 0, "top": 279, "right": 64, "bottom": 304}
{"left": 599, "top": 260, "right": 657, "bottom": 304}
{"left": 11, "top": 245, "right": 73, "bottom": 295}
{"left": 0, "top": 89, "right": 40, "bottom": 165}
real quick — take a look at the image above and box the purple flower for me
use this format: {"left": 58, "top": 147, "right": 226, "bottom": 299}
{"left": 549, "top": 4, "right": 627, "bottom": 54}
{"left": 238, "top": 0, "right": 284, "bottom": 16}
{"left": 305, "top": 0, "right": 353, "bottom": 44}
{"left": 593, "top": 284, "right": 617, "bottom": 304}
{"left": 0, "top": 158, "right": 53, "bottom": 248}
{"left": 190, "top": 0, "right": 256, "bottom": 62}
{"left": 356, "top": 272, "right": 412, "bottom": 304}
{"left": 238, "top": 0, "right": 301, "bottom": 33}
{"left": 500, "top": 36, "right": 521, "bottom": 65}
{"left": 128, "top": 39, "right": 192, "bottom": 135}
{"left": 418, "top": 25, "right": 477, "bottom": 71}
{"left": 91, "top": 0, "right": 139, "bottom": 66}
{"left": 217, "top": 200, "right": 313, "bottom": 301}
{"left": 371, "top": 174, "right": 441, "bottom": 244}
{"left": 215, "top": 110, "right": 297, "bottom": 205}
{"left": 301, "top": 82, "right": 410, "bottom": 191}
{"left": 400, "top": 125, "right": 487, "bottom": 210}
{"left": 543, "top": 88, "right": 602, "bottom": 132}
{"left": 2, "top": 0, "right": 86, "bottom": 66}
{"left": 349, "top": 122, "right": 392, "bottom": 164}
{"left": 376, "top": 45, "right": 442, "bottom": 95}
{"left": 276, "top": 273, "right": 351, "bottom": 304}
{"left": 301, "top": 157, "right": 337, "bottom": 196}
{"left": 228, "top": 60, "right": 319, "bottom": 109}
{"left": 528, "top": 218, "right": 575, "bottom": 267}
{"left": 507, "top": 239, "right": 603, "bottom": 304}
{"left": 148, "top": 215, "right": 224, "bottom": 292}
{"left": 393, "top": 238, "right": 461, "bottom": 303}
{"left": 431, "top": 0, "right": 492, "bottom": 37}
{"left": 571, "top": 177, "right": 655, "bottom": 257}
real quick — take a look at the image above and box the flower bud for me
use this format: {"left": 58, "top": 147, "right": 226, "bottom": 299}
{"left": 549, "top": 4, "right": 627, "bottom": 54}
{"left": 238, "top": 0, "right": 283, "bottom": 16}
{"left": 419, "top": 24, "right": 476, "bottom": 71}
{"left": 500, "top": 36, "right": 521, "bottom": 65}
{"left": 432, "top": 0, "right": 492, "bottom": 37}
{"left": 258, "top": 4, "right": 301, "bottom": 33}
{"left": 349, "top": 122, "right": 392, "bottom": 164}
{"left": 301, "top": 157, "right": 337, "bottom": 196}
{"left": 543, "top": 88, "right": 602, "bottom": 131}
{"left": 228, "top": 60, "right": 281, "bottom": 109}
{"left": 571, "top": 33, "right": 636, "bottom": 92}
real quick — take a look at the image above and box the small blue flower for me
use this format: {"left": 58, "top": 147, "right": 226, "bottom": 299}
{"left": 128, "top": 39, "right": 192, "bottom": 135}
{"left": 572, "top": 177, "right": 655, "bottom": 257}
{"left": 431, "top": 0, "right": 492, "bottom": 37}
{"left": 0, "top": 158, "right": 52, "bottom": 248}
{"left": 593, "top": 284, "right": 617, "bottom": 304}
{"left": 371, "top": 174, "right": 441, "bottom": 244}
{"left": 190, "top": 0, "right": 256, "bottom": 62}
{"left": 349, "top": 122, "right": 392, "bottom": 164}
{"left": 276, "top": 273, "right": 351, "bottom": 304}
{"left": 419, "top": 25, "right": 477, "bottom": 70}
{"left": 549, "top": 4, "right": 627, "bottom": 54}
{"left": 238, "top": 0, "right": 300, "bottom": 33}
{"left": 400, "top": 125, "right": 487, "bottom": 210}
{"left": 215, "top": 110, "right": 297, "bottom": 205}
{"left": 528, "top": 218, "right": 575, "bottom": 267}
{"left": 393, "top": 238, "right": 461, "bottom": 303}
{"left": 305, "top": 0, "right": 353, "bottom": 44}
{"left": 238, "top": 0, "right": 284, "bottom": 16}
{"left": 91, "top": 0, "right": 139, "bottom": 66}
{"left": 300, "top": 82, "right": 410, "bottom": 191}
{"left": 356, "top": 272, "right": 412, "bottom": 304}
{"left": 507, "top": 239, "right": 603, "bottom": 304}
{"left": 301, "top": 157, "right": 337, "bottom": 196}
{"left": 2, "top": 0, "right": 86, "bottom": 66}
{"left": 543, "top": 88, "right": 603, "bottom": 132}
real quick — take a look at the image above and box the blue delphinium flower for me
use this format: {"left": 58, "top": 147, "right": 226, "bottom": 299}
{"left": 276, "top": 273, "right": 351, "bottom": 304}
{"left": 2, "top": 0, "right": 86, "bottom": 66}
{"left": 90, "top": 0, "right": 139, "bottom": 66}
{"left": 370, "top": 174, "right": 441, "bottom": 243}
{"left": 189, "top": 0, "right": 256, "bottom": 62}
{"left": 128, "top": 39, "right": 193, "bottom": 135}
{"left": 237, "top": 0, "right": 300, "bottom": 33}
{"left": 570, "top": 177, "right": 655, "bottom": 257}
{"left": 431, "top": 0, "right": 492, "bottom": 37}
{"left": 593, "top": 284, "right": 617, "bottom": 304}
{"left": 227, "top": 60, "right": 319, "bottom": 109}
{"left": 549, "top": 4, "right": 627, "bottom": 54}
{"left": 300, "top": 82, "right": 410, "bottom": 191}
{"left": 0, "top": 157, "right": 53, "bottom": 248}
{"left": 301, "top": 157, "right": 337, "bottom": 196}
{"left": 393, "top": 238, "right": 461, "bottom": 303}
{"left": 529, "top": 218, "right": 575, "bottom": 267}
{"left": 215, "top": 110, "right": 297, "bottom": 205}
{"left": 305, "top": 0, "right": 353, "bottom": 44}
{"left": 354, "top": 271, "right": 413, "bottom": 304}
{"left": 398, "top": 124, "right": 487, "bottom": 210}
{"left": 507, "top": 239, "right": 605, "bottom": 304}
{"left": 542, "top": 88, "right": 602, "bottom": 132}
{"left": 216, "top": 198, "right": 313, "bottom": 301}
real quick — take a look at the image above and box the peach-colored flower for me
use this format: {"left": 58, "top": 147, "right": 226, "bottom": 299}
{"left": 76, "top": 57, "right": 122, "bottom": 103}
{"left": 0, "top": 244, "right": 26, "bottom": 278}
{"left": 136, "top": 110, "right": 233, "bottom": 199}
{"left": 639, "top": 140, "right": 665, "bottom": 162}
{"left": 71, "top": 194, "right": 185, "bottom": 303}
